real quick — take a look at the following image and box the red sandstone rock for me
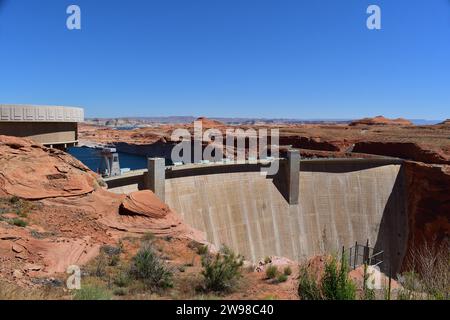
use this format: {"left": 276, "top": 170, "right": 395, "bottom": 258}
{"left": 352, "top": 142, "right": 450, "bottom": 165}
{"left": 402, "top": 161, "right": 450, "bottom": 271}
{"left": 0, "top": 136, "right": 207, "bottom": 284}
{"left": 120, "top": 190, "right": 170, "bottom": 218}
{"left": 0, "top": 135, "right": 99, "bottom": 199}
{"left": 194, "top": 117, "right": 226, "bottom": 128}
{"left": 279, "top": 135, "right": 348, "bottom": 152}
{"left": 349, "top": 116, "right": 413, "bottom": 126}
{"left": 436, "top": 119, "right": 450, "bottom": 126}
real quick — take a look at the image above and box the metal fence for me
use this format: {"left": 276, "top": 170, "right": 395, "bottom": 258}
{"left": 343, "top": 240, "right": 384, "bottom": 270}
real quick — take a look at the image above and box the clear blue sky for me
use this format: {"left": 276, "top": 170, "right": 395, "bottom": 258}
{"left": 0, "top": 0, "right": 449, "bottom": 120}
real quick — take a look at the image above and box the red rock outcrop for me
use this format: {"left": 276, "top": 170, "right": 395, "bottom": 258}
{"left": 350, "top": 116, "right": 413, "bottom": 126}
{"left": 436, "top": 119, "right": 450, "bottom": 126}
{"left": 113, "top": 190, "right": 204, "bottom": 240}
{"left": 0, "top": 135, "right": 99, "bottom": 199}
{"left": 402, "top": 161, "right": 450, "bottom": 269}
{"left": 120, "top": 190, "right": 170, "bottom": 218}
{"left": 279, "top": 136, "right": 348, "bottom": 152}
{"left": 193, "top": 117, "right": 225, "bottom": 129}
{"left": 352, "top": 142, "right": 450, "bottom": 165}
{"left": 0, "top": 136, "right": 206, "bottom": 283}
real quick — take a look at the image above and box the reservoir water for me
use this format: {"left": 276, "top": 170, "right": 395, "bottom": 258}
{"left": 68, "top": 147, "right": 147, "bottom": 172}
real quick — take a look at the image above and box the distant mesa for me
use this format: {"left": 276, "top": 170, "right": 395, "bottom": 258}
{"left": 194, "top": 117, "right": 226, "bottom": 128}
{"left": 349, "top": 115, "right": 413, "bottom": 126}
{"left": 437, "top": 119, "right": 450, "bottom": 126}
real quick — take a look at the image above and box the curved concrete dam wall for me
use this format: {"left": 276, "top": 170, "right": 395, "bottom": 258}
{"left": 107, "top": 158, "right": 408, "bottom": 273}
{"left": 165, "top": 160, "right": 408, "bottom": 273}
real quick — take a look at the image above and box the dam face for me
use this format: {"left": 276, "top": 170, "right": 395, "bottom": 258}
{"left": 107, "top": 158, "right": 408, "bottom": 274}
{"left": 164, "top": 161, "right": 408, "bottom": 273}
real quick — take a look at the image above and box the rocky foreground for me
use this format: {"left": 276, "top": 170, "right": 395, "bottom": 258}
{"left": 0, "top": 136, "right": 203, "bottom": 284}
{"left": 0, "top": 135, "right": 305, "bottom": 300}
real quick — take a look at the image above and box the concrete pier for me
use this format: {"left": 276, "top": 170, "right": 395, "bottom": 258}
{"left": 287, "top": 150, "right": 300, "bottom": 205}
{"left": 147, "top": 158, "right": 166, "bottom": 201}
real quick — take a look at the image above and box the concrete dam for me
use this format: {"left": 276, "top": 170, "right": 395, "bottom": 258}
{"left": 106, "top": 155, "right": 408, "bottom": 274}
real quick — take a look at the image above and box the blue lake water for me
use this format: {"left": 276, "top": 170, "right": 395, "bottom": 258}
{"left": 68, "top": 147, "right": 147, "bottom": 172}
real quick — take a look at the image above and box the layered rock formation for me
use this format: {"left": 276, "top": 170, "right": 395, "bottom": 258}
{"left": 0, "top": 136, "right": 204, "bottom": 283}
{"left": 350, "top": 116, "right": 413, "bottom": 126}
{"left": 0, "top": 136, "right": 99, "bottom": 199}
{"left": 402, "top": 161, "right": 450, "bottom": 269}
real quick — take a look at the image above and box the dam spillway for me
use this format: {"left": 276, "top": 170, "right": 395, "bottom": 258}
{"left": 106, "top": 157, "right": 408, "bottom": 274}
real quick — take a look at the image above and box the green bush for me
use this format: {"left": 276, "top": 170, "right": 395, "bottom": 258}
{"left": 197, "top": 245, "right": 209, "bottom": 256}
{"left": 321, "top": 256, "right": 356, "bottom": 300}
{"left": 73, "top": 285, "right": 112, "bottom": 300}
{"left": 298, "top": 266, "right": 322, "bottom": 300}
{"left": 265, "top": 265, "right": 278, "bottom": 279}
{"left": 283, "top": 266, "right": 292, "bottom": 276}
{"left": 10, "top": 218, "right": 27, "bottom": 228}
{"left": 201, "top": 246, "right": 244, "bottom": 292}
{"left": 109, "top": 255, "right": 120, "bottom": 267}
{"left": 114, "top": 271, "right": 131, "bottom": 288}
{"left": 113, "top": 288, "right": 128, "bottom": 296}
{"left": 130, "top": 243, "right": 173, "bottom": 290}
{"left": 9, "top": 196, "right": 20, "bottom": 204}
{"left": 277, "top": 274, "right": 288, "bottom": 283}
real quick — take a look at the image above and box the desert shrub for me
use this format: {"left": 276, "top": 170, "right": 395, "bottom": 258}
{"left": 402, "top": 241, "right": 449, "bottom": 300}
{"left": 298, "top": 266, "right": 322, "bottom": 300}
{"left": 109, "top": 255, "right": 120, "bottom": 267}
{"left": 130, "top": 243, "right": 173, "bottom": 290}
{"left": 101, "top": 244, "right": 122, "bottom": 256}
{"left": 0, "top": 280, "right": 62, "bottom": 300}
{"left": 73, "top": 285, "right": 112, "bottom": 300}
{"left": 113, "top": 288, "right": 128, "bottom": 296}
{"left": 265, "top": 265, "right": 278, "bottom": 279}
{"left": 197, "top": 245, "right": 209, "bottom": 256}
{"left": 283, "top": 266, "right": 292, "bottom": 276}
{"left": 92, "top": 256, "right": 108, "bottom": 278}
{"left": 277, "top": 274, "right": 288, "bottom": 283}
{"left": 321, "top": 256, "right": 356, "bottom": 300}
{"left": 114, "top": 271, "right": 131, "bottom": 288}
{"left": 10, "top": 218, "right": 27, "bottom": 228}
{"left": 9, "top": 196, "right": 20, "bottom": 204}
{"left": 201, "top": 245, "right": 244, "bottom": 292}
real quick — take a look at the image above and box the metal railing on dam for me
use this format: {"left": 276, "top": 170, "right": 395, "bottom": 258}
{"left": 105, "top": 155, "right": 408, "bottom": 274}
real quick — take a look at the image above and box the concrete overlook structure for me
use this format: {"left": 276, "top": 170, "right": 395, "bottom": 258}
{"left": 0, "top": 104, "right": 84, "bottom": 148}
{"left": 105, "top": 154, "right": 408, "bottom": 274}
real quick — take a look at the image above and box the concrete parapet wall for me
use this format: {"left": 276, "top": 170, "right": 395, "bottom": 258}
{"left": 0, "top": 104, "right": 84, "bottom": 122}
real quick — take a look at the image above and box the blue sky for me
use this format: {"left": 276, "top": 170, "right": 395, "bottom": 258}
{"left": 0, "top": 0, "right": 449, "bottom": 120}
